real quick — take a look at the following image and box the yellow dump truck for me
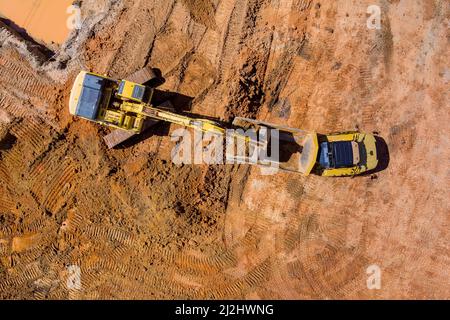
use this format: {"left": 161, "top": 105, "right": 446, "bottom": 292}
{"left": 230, "top": 118, "right": 378, "bottom": 176}
{"left": 69, "top": 70, "right": 378, "bottom": 176}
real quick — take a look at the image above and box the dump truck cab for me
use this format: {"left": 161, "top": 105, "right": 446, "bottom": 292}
{"left": 69, "top": 71, "right": 153, "bottom": 133}
{"left": 315, "top": 132, "right": 378, "bottom": 176}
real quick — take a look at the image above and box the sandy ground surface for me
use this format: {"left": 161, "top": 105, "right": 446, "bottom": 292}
{"left": 0, "top": 0, "right": 448, "bottom": 299}
{"left": 0, "top": 0, "right": 75, "bottom": 44}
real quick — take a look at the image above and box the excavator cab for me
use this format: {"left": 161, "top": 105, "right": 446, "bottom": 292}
{"left": 69, "top": 72, "right": 104, "bottom": 121}
{"left": 69, "top": 71, "right": 148, "bottom": 133}
{"left": 116, "top": 80, "right": 153, "bottom": 104}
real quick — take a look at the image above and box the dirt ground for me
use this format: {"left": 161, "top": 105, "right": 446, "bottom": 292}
{"left": 0, "top": 0, "right": 449, "bottom": 299}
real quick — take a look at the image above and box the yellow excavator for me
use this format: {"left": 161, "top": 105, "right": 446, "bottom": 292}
{"left": 69, "top": 69, "right": 378, "bottom": 176}
{"left": 69, "top": 68, "right": 225, "bottom": 148}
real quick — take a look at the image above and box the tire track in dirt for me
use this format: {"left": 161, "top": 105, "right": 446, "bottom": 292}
{"left": 10, "top": 117, "right": 53, "bottom": 155}
{"left": 168, "top": 220, "right": 267, "bottom": 279}
{"left": 0, "top": 263, "right": 42, "bottom": 294}
{"left": 107, "top": 0, "right": 177, "bottom": 78}
{"left": 0, "top": 48, "right": 61, "bottom": 130}
{"left": 0, "top": 189, "right": 14, "bottom": 213}
{"left": 3, "top": 118, "right": 76, "bottom": 213}
{"left": 0, "top": 91, "right": 28, "bottom": 118}
{"left": 217, "top": 0, "right": 249, "bottom": 81}
{"left": 0, "top": 161, "right": 11, "bottom": 184}
{"left": 198, "top": 0, "right": 239, "bottom": 70}
{"left": 263, "top": 0, "right": 313, "bottom": 121}
{"left": 277, "top": 180, "right": 372, "bottom": 298}
{"left": 187, "top": 0, "right": 249, "bottom": 116}
{"left": 0, "top": 49, "right": 55, "bottom": 103}
{"left": 82, "top": 225, "right": 135, "bottom": 247}
{"left": 68, "top": 211, "right": 273, "bottom": 298}
{"left": 205, "top": 258, "right": 272, "bottom": 299}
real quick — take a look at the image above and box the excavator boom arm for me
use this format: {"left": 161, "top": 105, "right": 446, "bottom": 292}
{"left": 141, "top": 106, "right": 226, "bottom": 135}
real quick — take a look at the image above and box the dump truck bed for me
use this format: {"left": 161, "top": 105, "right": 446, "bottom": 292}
{"left": 231, "top": 117, "right": 319, "bottom": 175}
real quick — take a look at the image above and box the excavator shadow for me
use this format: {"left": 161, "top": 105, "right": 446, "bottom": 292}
{"left": 0, "top": 17, "right": 55, "bottom": 60}
{"left": 142, "top": 68, "right": 166, "bottom": 89}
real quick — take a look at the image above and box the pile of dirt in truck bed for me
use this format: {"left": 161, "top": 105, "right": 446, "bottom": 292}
{"left": 0, "top": 0, "right": 449, "bottom": 299}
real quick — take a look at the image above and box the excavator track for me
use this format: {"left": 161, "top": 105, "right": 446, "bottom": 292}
{"left": 103, "top": 119, "right": 159, "bottom": 149}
